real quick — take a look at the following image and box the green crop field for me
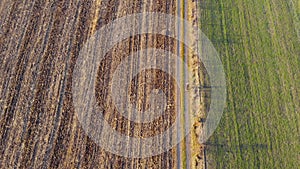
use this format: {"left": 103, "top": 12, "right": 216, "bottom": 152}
{"left": 199, "top": 0, "right": 299, "bottom": 168}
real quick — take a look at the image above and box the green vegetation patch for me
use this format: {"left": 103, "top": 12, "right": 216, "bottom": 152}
{"left": 199, "top": 0, "right": 300, "bottom": 168}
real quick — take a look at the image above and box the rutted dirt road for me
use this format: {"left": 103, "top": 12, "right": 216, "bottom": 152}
{"left": 0, "top": 0, "right": 205, "bottom": 168}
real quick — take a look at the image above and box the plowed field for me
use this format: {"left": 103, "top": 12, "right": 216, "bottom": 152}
{"left": 0, "top": 0, "right": 204, "bottom": 168}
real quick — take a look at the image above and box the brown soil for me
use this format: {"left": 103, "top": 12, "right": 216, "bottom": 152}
{"left": 0, "top": 0, "right": 204, "bottom": 168}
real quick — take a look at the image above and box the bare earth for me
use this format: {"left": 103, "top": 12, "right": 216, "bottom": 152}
{"left": 0, "top": 0, "right": 205, "bottom": 168}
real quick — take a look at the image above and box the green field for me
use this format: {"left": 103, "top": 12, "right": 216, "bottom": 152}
{"left": 199, "top": 0, "right": 299, "bottom": 168}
